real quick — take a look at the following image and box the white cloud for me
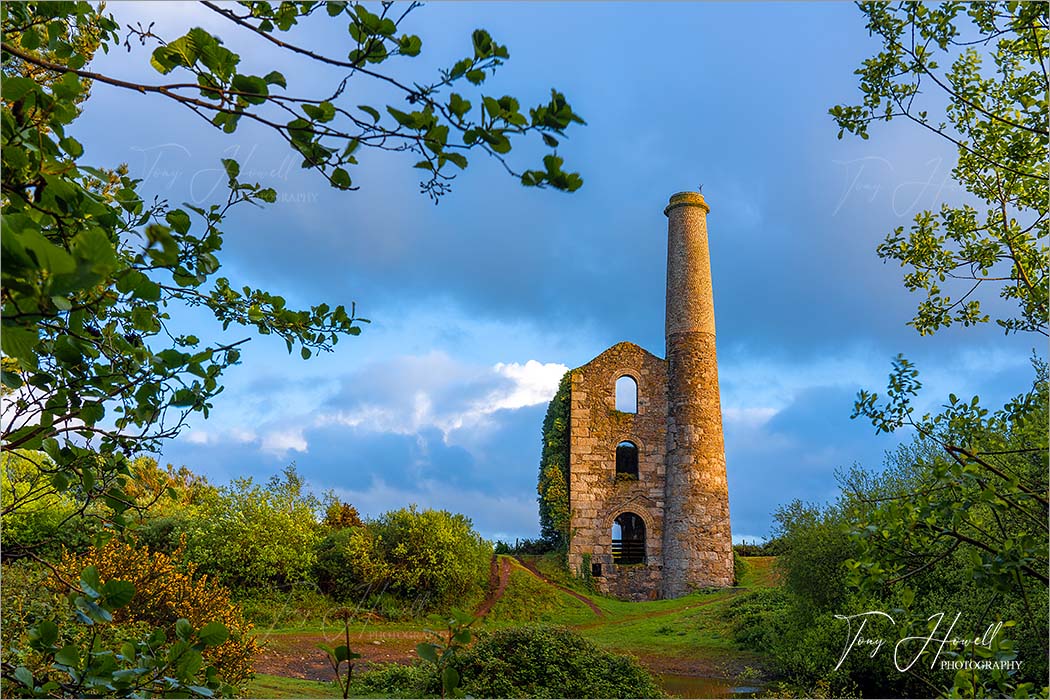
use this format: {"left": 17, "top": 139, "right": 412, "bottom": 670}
{"left": 182, "top": 427, "right": 257, "bottom": 446}
{"left": 319, "top": 355, "right": 567, "bottom": 441}
{"left": 489, "top": 360, "right": 568, "bottom": 411}
{"left": 722, "top": 406, "right": 778, "bottom": 429}
{"left": 262, "top": 429, "right": 308, "bottom": 455}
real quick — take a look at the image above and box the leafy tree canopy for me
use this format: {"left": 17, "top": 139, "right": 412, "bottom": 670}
{"left": 1, "top": 0, "right": 584, "bottom": 540}
{"left": 0, "top": 2, "right": 584, "bottom": 694}
{"left": 832, "top": 1, "right": 1047, "bottom": 337}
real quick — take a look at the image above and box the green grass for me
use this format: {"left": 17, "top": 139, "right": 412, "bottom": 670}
{"left": 483, "top": 559, "right": 597, "bottom": 626}
{"left": 246, "top": 673, "right": 342, "bottom": 698}
{"left": 580, "top": 589, "right": 742, "bottom": 657}
{"left": 738, "top": 556, "right": 778, "bottom": 588}
{"left": 249, "top": 556, "right": 780, "bottom": 694}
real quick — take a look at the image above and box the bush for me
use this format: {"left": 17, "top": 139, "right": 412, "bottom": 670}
{"left": 1, "top": 451, "right": 104, "bottom": 559}
{"left": 724, "top": 587, "right": 788, "bottom": 653}
{"left": 341, "top": 506, "right": 492, "bottom": 610}
{"left": 733, "top": 537, "right": 785, "bottom": 557}
{"left": 312, "top": 527, "right": 364, "bottom": 602}
{"left": 457, "top": 625, "right": 662, "bottom": 698}
{"left": 353, "top": 662, "right": 437, "bottom": 697}
{"left": 56, "top": 539, "right": 259, "bottom": 685}
{"left": 0, "top": 560, "right": 63, "bottom": 653}
{"left": 181, "top": 465, "right": 324, "bottom": 590}
{"left": 494, "top": 537, "right": 556, "bottom": 556}
{"left": 321, "top": 499, "right": 363, "bottom": 530}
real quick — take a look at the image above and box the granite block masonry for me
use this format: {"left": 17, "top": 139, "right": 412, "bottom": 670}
{"left": 564, "top": 191, "right": 734, "bottom": 600}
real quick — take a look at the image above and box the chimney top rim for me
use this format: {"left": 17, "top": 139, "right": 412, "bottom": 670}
{"left": 664, "top": 191, "right": 710, "bottom": 216}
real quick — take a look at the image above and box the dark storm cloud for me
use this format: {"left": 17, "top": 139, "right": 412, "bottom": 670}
{"left": 72, "top": 2, "right": 959, "bottom": 363}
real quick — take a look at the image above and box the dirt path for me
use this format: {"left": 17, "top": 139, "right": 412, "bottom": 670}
{"left": 473, "top": 555, "right": 513, "bottom": 618}
{"left": 253, "top": 630, "right": 426, "bottom": 681}
{"left": 513, "top": 556, "right": 605, "bottom": 617}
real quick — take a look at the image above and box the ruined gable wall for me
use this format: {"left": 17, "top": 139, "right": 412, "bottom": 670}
{"left": 567, "top": 342, "right": 668, "bottom": 601}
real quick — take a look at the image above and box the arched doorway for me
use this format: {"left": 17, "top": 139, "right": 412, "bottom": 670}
{"left": 612, "top": 512, "right": 646, "bottom": 564}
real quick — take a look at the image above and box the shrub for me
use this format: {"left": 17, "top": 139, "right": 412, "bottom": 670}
{"left": 55, "top": 539, "right": 259, "bottom": 685}
{"left": 312, "top": 527, "right": 363, "bottom": 602}
{"left": 322, "top": 499, "right": 363, "bottom": 530}
{"left": 1, "top": 451, "right": 103, "bottom": 558}
{"left": 733, "top": 536, "right": 785, "bottom": 557}
{"left": 235, "top": 584, "right": 335, "bottom": 628}
{"left": 0, "top": 560, "right": 63, "bottom": 652}
{"left": 182, "top": 465, "right": 324, "bottom": 590}
{"left": 457, "top": 625, "right": 662, "bottom": 698}
{"left": 135, "top": 514, "right": 194, "bottom": 555}
{"left": 342, "top": 506, "right": 492, "bottom": 610}
{"left": 725, "top": 587, "right": 788, "bottom": 653}
{"left": 354, "top": 662, "right": 436, "bottom": 697}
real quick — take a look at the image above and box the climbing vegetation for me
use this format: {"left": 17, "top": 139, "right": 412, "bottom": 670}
{"left": 537, "top": 371, "right": 572, "bottom": 549}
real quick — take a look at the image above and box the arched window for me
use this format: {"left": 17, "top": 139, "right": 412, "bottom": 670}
{"left": 615, "top": 441, "right": 639, "bottom": 479}
{"left": 612, "top": 512, "right": 646, "bottom": 564}
{"left": 615, "top": 375, "right": 637, "bottom": 413}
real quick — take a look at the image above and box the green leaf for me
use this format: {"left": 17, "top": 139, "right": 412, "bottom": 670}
{"left": 50, "top": 471, "right": 70, "bottom": 492}
{"left": 263, "top": 70, "right": 287, "bottom": 88}
{"left": 198, "top": 621, "right": 230, "bottom": 646}
{"left": 416, "top": 642, "right": 438, "bottom": 663}
{"left": 80, "top": 566, "right": 102, "bottom": 596}
{"left": 54, "top": 644, "right": 80, "bottom": 668}
{"left": 303, "top": 101, "right": 336, "bottom": 123}
{"left": 166, "top": 209, "right": 191, "bottom": 234}
{"left": 442, "top": 665, "right": 460, "bottom": 692}
{"left": 448, "top": 93, "right": 471, "bottom": 119}
{"left": 1, "top": 326, "right": 39, "bottom": 364}
{"left": 1, "top": 76, "right": 39, "bottom": 102}
{"left": 13, "top": 665, "right": 34, "bottom": 690}
{"left": 102, "top": 579, "right": 136, "bottom": 608}
{"left": 221, "top": 159, "right": 240, "bottom": 180}
{"left": 59, "top": 137, "right": 84, "bottom": 158}
{"left": 387, "top": 106, "right": 418, "bottom": 129}
{"left": 444, "top": 152, "right": 468, "bottom": 169}
{"left": 176, "top": 618, "right": 193, "bottom": 642}
{"left": 330, "top": 167, "right": 352, "bottom": 189}
{"left": 358, "top": 105, "right": 381, "bottom": 122}
{"left": 29, "top": 620, "right": 59, "bottom": 647}
{"left": 398, "top": 34, "right": 422, "bottom": 56}
{"left": 20, "top": 27, "right": 41, "bottom": 50}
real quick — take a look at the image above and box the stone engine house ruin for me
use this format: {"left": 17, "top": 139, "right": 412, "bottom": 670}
{"left": 566, "top": 191, "right": 733, "bottom": 600}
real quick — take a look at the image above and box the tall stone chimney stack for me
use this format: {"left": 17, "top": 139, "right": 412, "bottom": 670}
{"left": 661, "top": 191, "right": 734, "bottom": 597}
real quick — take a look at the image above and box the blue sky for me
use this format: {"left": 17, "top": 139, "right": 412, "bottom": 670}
{"left": 71, "top": 2, "right": 1041, "bottom": 543}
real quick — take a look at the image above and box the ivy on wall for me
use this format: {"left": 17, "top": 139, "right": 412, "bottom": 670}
{"left": 537, "top": 371, "right": 571, "bottom": 548}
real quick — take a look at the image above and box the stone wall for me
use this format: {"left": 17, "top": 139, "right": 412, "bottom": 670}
{"left": 567, "top": 342, "right": 668, "bottom": 601}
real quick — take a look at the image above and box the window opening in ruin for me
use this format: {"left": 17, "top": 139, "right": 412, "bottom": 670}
{"left": 612, "top": 512, "right": 646, "bottom": 564}
{"left": 615, "top": 441, "right": 639, "bottom": 479}
{"left": 615, "top": 375, "right": 637, "bottom": 413}
{"left": 591, "top": 562, "right": 602, "bottom": 577}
